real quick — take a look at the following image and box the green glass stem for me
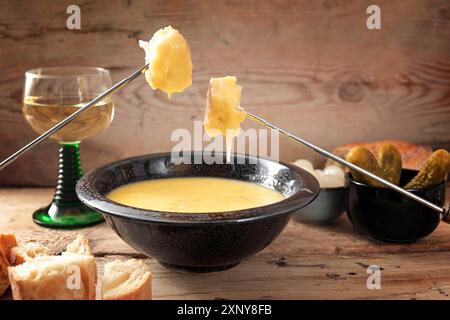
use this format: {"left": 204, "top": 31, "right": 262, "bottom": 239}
{"left": 54, "top": 142, "right": 83, "bottom": 206}
{"left": 33, "top": 142, "right": 104, "bottom": 228}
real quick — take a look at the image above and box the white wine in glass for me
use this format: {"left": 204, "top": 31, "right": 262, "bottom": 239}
{"left": 23, "top": 96, "right": 114, "bottom": 143}
{"left": 23, "top": 67, "right": 115, "bottom": 228}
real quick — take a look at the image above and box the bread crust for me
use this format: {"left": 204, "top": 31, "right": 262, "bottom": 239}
{"left": 0, "top": 234, "right": 17, "bottom": 296}
{"left": 0, "top": 253, "right": 10, "bottom": 296}
{"left": 0, "top": 234, "right": 18, "bottom": 258}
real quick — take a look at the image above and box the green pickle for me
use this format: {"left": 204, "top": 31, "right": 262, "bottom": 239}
{"left": 404, "top": 149, "right": 450, "bottom": 189}
{"left": 346, "top": 145, "right": 449, "bottom": 189}
{"left": 377, "top": 144, "right": 402, "bottom": 185}
{"left": 345, "top": 146, "right": 385, "bottom": 187}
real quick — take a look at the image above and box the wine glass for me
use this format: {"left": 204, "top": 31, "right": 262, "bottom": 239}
{"left": 23, "top": 67, "right": 115, "bottom": 228}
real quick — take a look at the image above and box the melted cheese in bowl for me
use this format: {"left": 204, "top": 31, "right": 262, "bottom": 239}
{"left": 139, "top": 26, "right": 193, "bottom": 98}
{"left": 107, "top": 177, "right": 284, "bottom": 213}
{"left": 203, "top": 76, "right": 247, "bottom": 160}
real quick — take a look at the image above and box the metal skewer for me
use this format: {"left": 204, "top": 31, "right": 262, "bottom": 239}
{"left": 245, "top": 111, "right": 450, "bottom": 221}
{"left": 0, "top": 64, "right": 149, "bottom": 171}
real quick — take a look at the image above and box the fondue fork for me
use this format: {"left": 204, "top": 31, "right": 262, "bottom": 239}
{"left": 0, "top": 64, "right": 149, "bottom": 171}
{"left": 244, "top": 111, "right": 450, "bottom": 222}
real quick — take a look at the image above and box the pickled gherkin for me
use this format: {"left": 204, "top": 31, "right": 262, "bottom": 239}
{"left": 345, "top": 146, "right": 385, "bottom": 187}
{"left": 377, "top": 144, "right": 402, "bottom": 185}
{"left": 404, "top": 149, "right": 450, "bottom": 189}
{"left": 346, "top": 145, "right": 449, "bottom": 189}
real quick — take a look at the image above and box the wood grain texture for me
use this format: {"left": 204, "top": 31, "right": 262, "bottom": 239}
{"left": 0, "top": 0, "right": 449, "bottom": 186}
{"left": 1, "top": 186, "right": 449, "bottom": 300}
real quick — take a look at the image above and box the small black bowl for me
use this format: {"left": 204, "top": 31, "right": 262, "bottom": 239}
{"left": 293, "top": 187, "right": 346, "bottom": 224}
{"left": 76, "top": 152, "right": 319, "bottom": 272}
{"left": 346, "top": 169, "right": 445, "bottom": 243}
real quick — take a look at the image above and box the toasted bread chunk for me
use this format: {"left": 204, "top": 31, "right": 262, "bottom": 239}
{"left": 8, "top": 254, "right": 97, "bottom": 300}
{"left": 139, "top": 26, "right": 192, "bottom": 98}
{"left": 203, "top": 76, "right": 246, "bottom": 162}
{"left": 102, "top": 259, "right": 152, "bottom": 300}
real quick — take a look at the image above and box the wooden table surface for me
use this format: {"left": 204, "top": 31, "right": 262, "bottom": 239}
{"left": 1, "top": 186, "right": 449, "bottom": 300}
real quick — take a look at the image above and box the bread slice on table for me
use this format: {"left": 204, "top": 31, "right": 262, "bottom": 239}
{"left": 102, "top": 259, "right": 152, "bottom": 300}
{"left": 8, "top": 234, "right": 97, "bottom": 300}
{"left": 0, "top": 234, "right": 17, "bottom": 296}
{"left": 9, "top": 243, "right": 49, "bottom": 266}
{"left": 64, "top": 235, "right": 93, "bottom": 256}
{"left": 8, "top": 253, "right": 97, "bottom": 300}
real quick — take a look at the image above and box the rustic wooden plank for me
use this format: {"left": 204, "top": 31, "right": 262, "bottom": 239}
{"left": 1, "top": 187, "right": 449, "bottom": 299}
{"left": 103, "top": 252, "right": 450, "bottom": 300}
{"left": 0, "top": 0, "right": 449, "bottom": 186}
{"left": 3, "top": 253, "right": 450, "bottom": 300}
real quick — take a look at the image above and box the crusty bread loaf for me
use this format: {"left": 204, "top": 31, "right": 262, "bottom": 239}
{"left": 64, "top": 235, "right": 92, "bottom": 256}
{"left": 102, "top": 259, "right": 152, "bottom": 300}
{"left": 325, "top": 140, "right": 432, "bottom": 170}
{"left": 8, "top": 254, "right": 97, "bottom": 300}
{"left": 0, "top": 234, "right": 17, "bottom": 296}
{"left": 9, "top": 243, "right": 49, "bottom": 266}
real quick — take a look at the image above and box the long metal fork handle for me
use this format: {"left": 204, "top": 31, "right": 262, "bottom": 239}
{"left": 245, "top": 111, "right": 449, "bottom": 219}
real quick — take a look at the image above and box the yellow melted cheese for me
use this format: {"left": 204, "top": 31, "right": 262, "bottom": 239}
{"left": 139, "top": 26, "right": 193, "bottom": 98}
{"left": 107, "top": 177, "right": 284, "bottom": 213}
{"left": 203, "top": 76, "right": 247, "bottom": 161}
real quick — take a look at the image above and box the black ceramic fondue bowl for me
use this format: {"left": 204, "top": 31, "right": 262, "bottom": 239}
{"left": 346, "top": 169, "right": 445, "bottom": 243}
{"left": 76, "top": 152, "right": 320, "bottom": 272}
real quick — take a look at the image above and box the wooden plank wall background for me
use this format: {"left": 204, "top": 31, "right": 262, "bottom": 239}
{"left": 0, "top": 0, "right": 449, "bottom": 186}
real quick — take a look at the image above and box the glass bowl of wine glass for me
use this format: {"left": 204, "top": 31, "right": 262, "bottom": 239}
{"left": 23, "top": 67, "right": 114, "bottom": 228}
